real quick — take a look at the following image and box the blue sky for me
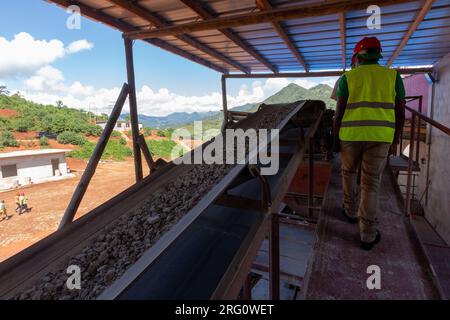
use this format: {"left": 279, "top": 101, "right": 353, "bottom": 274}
{"left": 0, "top": 0, "right": 337, "bottom": 116}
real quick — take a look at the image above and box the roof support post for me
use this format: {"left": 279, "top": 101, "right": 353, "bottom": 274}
{"left": 221, "top": 74, "right": 229, "bottom": 132}
{"left": 124, "top": 38, "right": 143, "bottom": 182}
{"left": 269, "top": 211, "right": 280, "bottom": 300}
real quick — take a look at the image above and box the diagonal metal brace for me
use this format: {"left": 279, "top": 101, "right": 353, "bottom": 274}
{"left": 248, "top": 164, "right": 272, "bottom": 212}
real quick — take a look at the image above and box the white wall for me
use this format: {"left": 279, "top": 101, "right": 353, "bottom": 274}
{"left": 0, "top": 153, "right": 68, "bottom": 189}
{"left": 420, "top": 52, "right": 450, "bottom": 244}
{"left": 98, "top": 122, "right": 143, "bottom": 132}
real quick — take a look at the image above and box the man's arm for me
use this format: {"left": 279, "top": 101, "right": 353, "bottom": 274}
{"left": 333, "top": 75, "right": 348, "bottom": 152}
{"left": 333, "top": 96, "right": 347, "bottom": 152}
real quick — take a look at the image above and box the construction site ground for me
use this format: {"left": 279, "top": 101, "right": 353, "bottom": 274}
{"left": 0, "top": 158, "right": 150, "bottom": 262}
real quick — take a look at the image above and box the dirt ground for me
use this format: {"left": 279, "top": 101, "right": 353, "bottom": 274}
{"left": 0, "top": 158, "right": 149, "bottom": 262}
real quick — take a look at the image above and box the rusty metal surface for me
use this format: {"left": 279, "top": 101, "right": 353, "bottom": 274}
{"left": 301, "top": 158, "right": 442, "bottom": 300}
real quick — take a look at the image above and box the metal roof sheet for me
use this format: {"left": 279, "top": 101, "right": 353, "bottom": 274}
{"left": 45, "top": 0, "right": 450, "bottom": 74}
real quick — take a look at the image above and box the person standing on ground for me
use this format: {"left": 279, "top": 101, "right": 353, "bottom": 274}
{"left": 333, "top": 36, "right": 406, "bottom": 251}
{"left": 0, "top": 200, "right": 10, "bottom": 221}
{"left": 18, "top": 193, "right": 25, "bottom": 215}
{"left": 15, "top": 193, "right": 21, "bottom": 213}
{"left": 22, "top": 193, "right": 28, "bottom": 213}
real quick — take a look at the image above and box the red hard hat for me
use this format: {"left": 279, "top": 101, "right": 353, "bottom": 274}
{"left": 353, "top": 37, "right": 382, "bottom": 55}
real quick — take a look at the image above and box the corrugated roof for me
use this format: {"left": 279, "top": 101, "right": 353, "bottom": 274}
{"left": 45, "top": 0, "right": 450, "bottom": 74}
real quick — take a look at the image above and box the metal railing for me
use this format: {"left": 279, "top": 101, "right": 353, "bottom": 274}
{"left": 401, "top": 96, "right": 450, "bottom": 216}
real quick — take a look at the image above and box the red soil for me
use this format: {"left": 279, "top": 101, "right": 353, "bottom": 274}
{"left": 0, "top": 109, "right": 19, "bottom": 118}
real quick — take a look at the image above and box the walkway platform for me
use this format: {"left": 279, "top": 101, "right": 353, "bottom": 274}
{"left": 301, "top": 159, "right": 443, "bottom": 300}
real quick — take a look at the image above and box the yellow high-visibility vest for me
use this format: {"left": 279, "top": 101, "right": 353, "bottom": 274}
{"left": 339, "top": 64, "right": 397, "bottom": 143}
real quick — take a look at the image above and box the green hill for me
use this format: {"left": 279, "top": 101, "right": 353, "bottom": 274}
{"left": 178, "top": 82, "right": 335, "bottom": 136}
{"left": 0, "top": 93, "right": 102, "bottom": 137}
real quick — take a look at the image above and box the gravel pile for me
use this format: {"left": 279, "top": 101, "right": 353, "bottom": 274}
{"left": 14, "top": 105, "right": 294, "bottom": 300}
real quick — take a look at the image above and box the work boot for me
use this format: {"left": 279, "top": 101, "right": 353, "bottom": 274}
{"left": 341, "top": 207, "right": 358, "bottom": 224}
{"left": 360, "top": 230, "right": 381, "bottom": 251}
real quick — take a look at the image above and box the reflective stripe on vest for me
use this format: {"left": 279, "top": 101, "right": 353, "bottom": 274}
{"left": 339, "top": 64, "right": 397, "bottom": 143}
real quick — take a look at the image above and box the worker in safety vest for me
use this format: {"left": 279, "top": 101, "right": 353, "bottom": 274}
{"left": 333, "top": 36, "right": 406, "bottom": 250}
{"left": 19, "top": 193, "right": 28, "bottom": 214}
{"left": 14, "top": 193, "right": 21, "bottom": 213}
{"left": 0, "top": 200, "right": 10, "bottom": 221}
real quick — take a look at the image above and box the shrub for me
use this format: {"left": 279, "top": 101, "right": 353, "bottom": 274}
{"left": 157, "top": 129, "right": 168, "bottom": 138}
{"left": 166, "top": 128, "right": 175, "bottom": 138}
{"left": 85, "top": 124, "right": 102, "bottom": 137}
{"left": 146, "top": 139, "right": 185, "bottom": 160}
{"left": 103, "top": 140, "right": 133, "bottom": 160}
{"left": 0, "top": 131, "right": 19, "bottom": 148}
{"left": 119, "top": 137, "right": 127, "bottom": 145}
{"left": 143, "top": 127, "right": 153, "bottom": 137}
{"left": 57, "top": 131, "right": 87, "bottom": 145}
{"left": 111, "top": 130, "right": 122, "bottom": 138}
{"left": 0, "top": 118, "right": 13, "bottom": 131}
{"left": 15, "top": 118, "right": 34, "bottom": 132}
{"left": 39, "top": 136, "right": 49, "bottom": 146}
{"left": 68, "top": 142, "right": 95, "bottom": 159}
{"left": 68, "top": 140, "right": 132, "bottom": 161}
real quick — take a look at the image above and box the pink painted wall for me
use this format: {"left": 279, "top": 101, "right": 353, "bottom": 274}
{"left": 402, "top": 74, "right": 430, "bottom": 117}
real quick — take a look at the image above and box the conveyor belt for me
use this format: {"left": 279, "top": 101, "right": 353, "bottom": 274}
{"left": 116, "top": 156, "right": 294, "bottom": 299}
{"left": 0, "top": 100, "right": 324, "bottom": 300}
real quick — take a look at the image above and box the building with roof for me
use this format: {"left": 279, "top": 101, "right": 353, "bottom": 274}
{"left": 96, "top": 120, "right": 143, "bottom": 132}
{"left": 0, "top": 149, "right": 72, "bottom": 190}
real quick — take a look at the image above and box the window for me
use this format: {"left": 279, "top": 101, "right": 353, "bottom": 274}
{"left": 1, "top": 164, "right": 18, "bottom": 178}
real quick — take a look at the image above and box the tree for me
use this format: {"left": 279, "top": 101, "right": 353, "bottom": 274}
{"left": 0, "top": 131, "right": 19, "bottom": 148}
{"left": 0, "top": 85, "right": 9, "bottom": 95}
{"left": 56, "top": 100, "right": 64, "bottom": 108}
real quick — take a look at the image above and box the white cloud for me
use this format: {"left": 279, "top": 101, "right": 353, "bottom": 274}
{"left": 24, "top": 66, "right": 64, "bottom": 91}
{"left": 0, "top": 32, "right": 93, "bottom": 78}
{"left": 0, "top": 32, "right": 65, "bottom": 77}
{"left": 20, "top": 70, "right": 338, "bottom": 117}
{"left": 66, "top": 40, "right": 94, "bottom": 54}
